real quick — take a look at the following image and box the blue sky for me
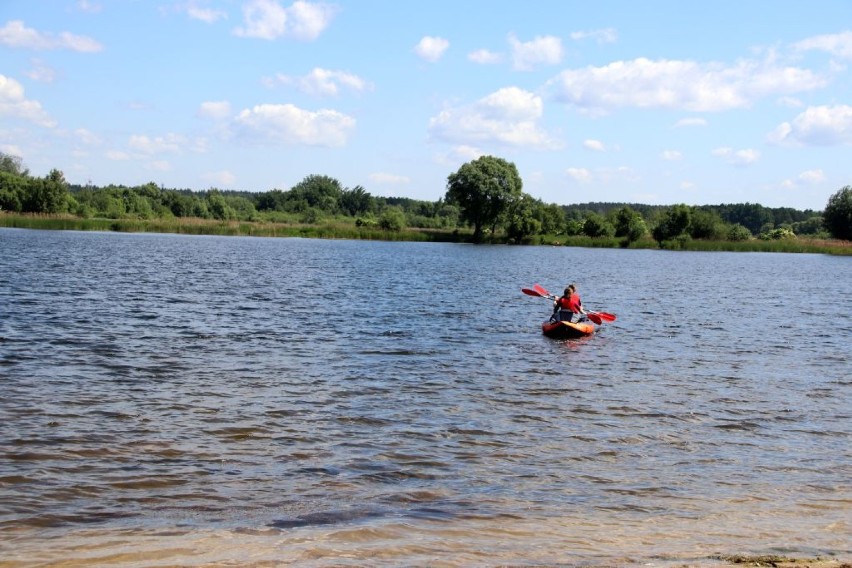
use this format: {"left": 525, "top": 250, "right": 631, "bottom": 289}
{"left": 2, "top": 1, "right": 851, "bottom": 211}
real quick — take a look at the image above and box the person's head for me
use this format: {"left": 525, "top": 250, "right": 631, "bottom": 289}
{"left": 567, "top": 284, "right": 576, "bottom": 295}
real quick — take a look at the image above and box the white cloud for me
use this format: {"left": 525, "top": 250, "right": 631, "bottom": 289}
{"left": 202, "top": 170, "right": 237, "bottom": 186}
{"left": 75, "top": 128, "right": 101, "bottom": 145}
{"left": 183, "top": 2, "right": 228, "bottom": 23}
{"left": 566, "top": 167, "right": 592, "bottom": 183}
{"left": 661, "top": 150, "right": 682, "bottom": 160}
{"left": 127, "top": 101, "right": 154, "bottom": 111}
{"left": 569, "top": 28, "right": 617, "bottom": 44}
{"left": 233, "top": 0, "right": 335, "bottom": 41}
{"left": 546, "top": 57, "right": 825, "bottom": 113}
{"left": 369, "top": 173, "right": 410, "bottom": 184}
{"left": 793, "top": 31, "right": 852, "bottom": 60}
{"left": 583, "top": 139, "right": 605, "bottom": 152}
{"left": 129, "top": 134, "right": 186, "bottom": 155}
{"left": 263, "top": 68, "right": 372, "bottom": 96}
{"left": 451, "top": 145, "right": 484, "bottom": 162}
{"left": 24, "top": 59, "right": 57, "bottom": 83}
{"left": 777, "top": 96, "right": 804, "bottom": 108}
{"left": 0, "top": 74, "right": 56, "bottom": 127}
{"left": 768, "top": 105, "right": 852, "bottom": 146}
{"left": 798, "top": 169, "right": 825, "bottom": 184}
{"left": 190, "top": 8, "right": 227, "bottom": 24}
{"left": 0, "top": 20, "right": 103, "bottom": 52}
{"left": 468, "top": 49, "right": 502, "bottom": 65}
{"left": 76, "top": 1, "right": 102, "bottom": 14}
{"left": 598, "top": 166, "right": 638, "bottom": 183}
{"left": 509, "top": 33, "right": 563, "bottom": 71}
{"left": 147, "top": 160, "right": 173, "bottom": 172}
{"left": 106, "top": 150, "right": 130, "bottom": 160}
{"left": 674, "top": 117, "right": 708, "bottom": 127}
{"left": 232, "top": 103, "right": 355, "bottom": 146}
{"left": 712, "top": 146, "right": 760, "bottom": 166}
{"left": 415, "top": 36, "right": 449, "bottom": 62}
{"left": 198, "top": 100, "right": 232, "bottom": 120}
{"left": 428, "top": 86, "right": 560, "bottom": 149}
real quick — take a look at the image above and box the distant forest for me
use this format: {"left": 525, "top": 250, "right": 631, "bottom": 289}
{"left": 61, "top": 180, "right": 825, "bottom": 238}
{"left": 0, "top": 151, "right": 835, "bottom": 245}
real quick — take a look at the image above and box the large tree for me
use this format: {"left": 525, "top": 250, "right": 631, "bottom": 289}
{"left": 613, "top": 206, "right": 647, "bottom": 244}
{"left": 445, "top": 155, "right": 523, "bottom": 242}
{"left": 0, "top": 152, "right": 28, "bottom": 176}
{"left": 289, "top": 174, "right": 343, "bottom": 213}
{"left": 505, "top": 194, "right": 541, "bottom": 244}
{"left": 823, "top": 186, "right": 852, "bottom": 241}
{"left": 25, "top": 169, "right": 69, "bottom": 214}
{"left": 651, "top": 204, "right": 691, "bottom": 245}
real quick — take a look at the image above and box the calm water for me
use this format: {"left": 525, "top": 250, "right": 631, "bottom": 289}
{"left": 0, "top": 228, "right": 849, "bottom": 567}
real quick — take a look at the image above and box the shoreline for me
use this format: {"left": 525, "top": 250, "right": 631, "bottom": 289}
{"left": 2, "top": 213, "right": 850, "bottom": 255}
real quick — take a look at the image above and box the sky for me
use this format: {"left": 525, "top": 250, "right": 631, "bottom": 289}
{"left": 1, "top": 1, "right": 851, "bottom": 211}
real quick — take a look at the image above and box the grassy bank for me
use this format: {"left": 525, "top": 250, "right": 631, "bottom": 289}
{"left": 2, "top": 212, "right": 850, "bottom": 255}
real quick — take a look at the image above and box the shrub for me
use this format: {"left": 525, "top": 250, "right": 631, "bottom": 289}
{"left": 727, "top": 224, "right": 752, "bottom": 241}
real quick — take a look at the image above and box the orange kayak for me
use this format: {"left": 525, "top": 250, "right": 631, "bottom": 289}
{"left": 541, "top": 319, "right": 595, "bottom": 339}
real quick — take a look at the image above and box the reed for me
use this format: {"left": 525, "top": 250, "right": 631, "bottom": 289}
{"left": 2, "top": 212, "right": 849, "bottom": 254}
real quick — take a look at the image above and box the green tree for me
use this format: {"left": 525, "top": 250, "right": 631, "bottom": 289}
{"left": 289, "top": 174, "right": 343, "bottom": 213}
{"left": 0, "top": 171, "right": 27, "bottom": 211}
{"left": 823, "top": 186, "right": 852, "bottom": 241}
{"left": 163, "top": 191, "right": 196, "bottom": 217}
{"left": 791, "top": 216, "right": 824, "bottom": 236}
{"left": 506, "top": 194, "right": 542, "bottom": 243}
{"left": 207, "top": 190, "right": 235, "bottom": 220}
{"left": 445, "top": 155, "right": 523, "bottom": 242}
{"left": 340, "top": 185, "right": 373, "bottom": 216}
{"left": 256, "top": 189, "right": 287, "bottom": 212}
{"left": 613, "top": 206, "right": 647, "bottom": 244}
{"left": 0, "top": 152, "right": 28, "bottom": 176}
{"left": 689, "top": 208, "right": 725, "bottom": 239}
{"left": 225, "top": 195, "right": 257, "bottom": 220}
{"left": 727, "top": 224, "right": 752, "bottom": 241}
{"left": 436, "top": 203, "right": 460, "bottom": 228}
{"left": 123, "top": 189, "right": 154, "bottom": 219}
{"left": 652, "top": 204, "right": 691, "bottom": 245}
{"left": 25, "top": 169, "right": 69, "bottom": 214}
{"left": 537, "top": 202, "right": 566, "bottom": 235}
{"left": 378, "top": 206, "right": 405, "bottom": 231}
{"left": 582, "top": 213, "right": 615, "bottom": 237}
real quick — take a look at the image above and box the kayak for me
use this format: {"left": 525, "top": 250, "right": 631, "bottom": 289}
{"left": 541, "top": 319, "right": 595, "bottom": 339}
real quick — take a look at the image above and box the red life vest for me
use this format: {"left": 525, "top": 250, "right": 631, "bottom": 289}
{"left": 567, "top": 293, "right": 582, "bottom": 313}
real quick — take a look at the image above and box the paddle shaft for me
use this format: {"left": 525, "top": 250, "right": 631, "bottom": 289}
{"left": 528, "top": 284, "right": 616, "bottom": 322}
{"left": 522, "top": 287, "right": 603, "bottom": 324}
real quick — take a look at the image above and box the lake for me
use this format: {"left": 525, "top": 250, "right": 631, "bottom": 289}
{"left": 0, "top": 228, "right": 849, "bottom": 567}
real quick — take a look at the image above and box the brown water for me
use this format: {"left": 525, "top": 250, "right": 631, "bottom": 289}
{"left": 1, "top": 229, "right": 850, "bottom": 566}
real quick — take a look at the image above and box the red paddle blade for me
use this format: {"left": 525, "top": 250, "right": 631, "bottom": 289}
{"left": 533, "top": 284, "right": 550, "bottom": 296}
{"left": 595, "top": 312, "right": 617, "bottom": 321}
{"left": 521, "top": 288, "right": 544, "bottom": 297}
{"left": 587, "top": 313, "right": 603, "bottom": 325}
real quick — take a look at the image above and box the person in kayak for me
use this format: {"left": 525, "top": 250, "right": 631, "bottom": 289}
{"left": 552, "top": 283, "right": 587, "bottom": 323}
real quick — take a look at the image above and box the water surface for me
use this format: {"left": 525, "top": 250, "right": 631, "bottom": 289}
{"left": 1, "top": 229, "right": 849, "bottom": 566}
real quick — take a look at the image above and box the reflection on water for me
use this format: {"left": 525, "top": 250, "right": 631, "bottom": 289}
{"left": 0, "top": 229, "right": 850, "bottom": 566}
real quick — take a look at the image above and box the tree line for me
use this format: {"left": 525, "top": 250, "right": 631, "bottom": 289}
{"left": 1, "top": 152, "right": 849, "bottom": 244}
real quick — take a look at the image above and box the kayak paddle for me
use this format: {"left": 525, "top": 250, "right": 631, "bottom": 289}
{"left": 531, "top": 283, "right": 616, "bottom": 323}
{"left": 522, "top": 286, "right": 603, "bottom": 324}
{"left": 587, "top": 310, "right": 617, "bottom": 322}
